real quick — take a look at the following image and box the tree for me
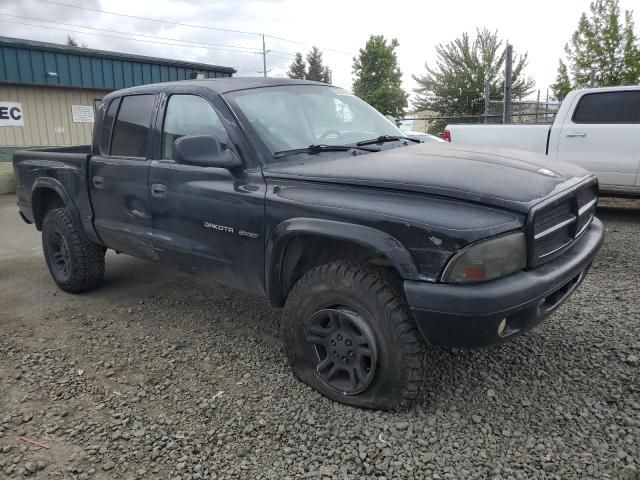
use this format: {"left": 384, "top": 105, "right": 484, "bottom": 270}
{"left": 65, "top": 35, "right": 87, "bottom": 48}
{"left": 287, "top": 47, "right": 332, "bottom": 84}
{"left": 287, "top": 52, "right": 307, "bottom": 80}
{"left": 551, "top": 60, "right": 572, "bottom": 101}
{"left": 306, "top": 46, "right": 326, "bottom": 82}
{"left": 321, "top": 66, "right": 332, "bottom": 84}
{"left": 352, "top": 35, "right": 408, "bottom": 117}
{"left": 555, "top": 0, "right": 640, "bottom": 94}
{"left": 287, "top": 53, "right": 307, "bottom": 80}
{"left": 65, "top": 35, "right": 79, "bottom": 47}
{"left": 412, "top": 29, "right": 535, "bottom": 134}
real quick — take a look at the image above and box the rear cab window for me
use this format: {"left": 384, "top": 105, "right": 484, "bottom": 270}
{"left": 98, "top": 98, "right": 120, "bottom": 156}
{"left": 109, "top": 94, "right": 156, "bottom": 158}
{"left": 572, "top": 91, "right": 640, "bottom": 124}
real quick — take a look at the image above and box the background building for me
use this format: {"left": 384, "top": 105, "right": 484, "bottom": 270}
{"left": 0, "top": 36, "right": 235, "bottom": 163}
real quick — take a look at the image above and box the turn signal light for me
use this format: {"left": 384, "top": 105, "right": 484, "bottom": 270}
{"left": 464, "top": 266, "right": 486, "bottom": 281}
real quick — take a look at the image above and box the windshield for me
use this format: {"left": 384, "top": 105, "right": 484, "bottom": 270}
{"left": 225, "top": 85, "right": 404, "bottom": 163}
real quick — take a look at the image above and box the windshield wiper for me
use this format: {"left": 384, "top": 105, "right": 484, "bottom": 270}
{"left": 273, "top": 144, "right": 380, "bottom": 159}
{"left": 356, "top": 135, "right": 421, "bottom": 146}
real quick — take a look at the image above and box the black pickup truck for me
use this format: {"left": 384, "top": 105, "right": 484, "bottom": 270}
{"left": 13, "top": 78, "right": 604, "bottom": 410}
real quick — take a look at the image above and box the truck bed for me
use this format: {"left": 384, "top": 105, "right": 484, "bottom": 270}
{"left": 13, "top": 145, "right": 95, "bottom": 237}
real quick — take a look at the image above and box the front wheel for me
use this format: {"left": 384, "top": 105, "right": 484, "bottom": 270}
{"left": 42, "top": 207, "right": 105, "bottom": 293}
{"left": 281, "top": 261, "right": 427, "bottom": 410}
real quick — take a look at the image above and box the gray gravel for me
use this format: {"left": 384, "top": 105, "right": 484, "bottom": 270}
{"left": 0, "top": 198, "right": 639, "bottom": 479}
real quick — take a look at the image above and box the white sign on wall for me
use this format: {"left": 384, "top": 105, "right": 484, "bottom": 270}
{"left": 0, "top": 102, "right": 24, "bottom": 127}
{"left": 71, "top": 105, "right": 95, "bottom": 123}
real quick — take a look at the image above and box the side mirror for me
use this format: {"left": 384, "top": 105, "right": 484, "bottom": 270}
{"left": 173, "top": 135, "right": 240, "bottom": 168}
{"left": 385, "top": 114, "right": 402, "bottom": 128}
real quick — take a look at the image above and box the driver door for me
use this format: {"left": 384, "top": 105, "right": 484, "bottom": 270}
{"left": 149, "top": 92, "right": 266, "bottom": 293}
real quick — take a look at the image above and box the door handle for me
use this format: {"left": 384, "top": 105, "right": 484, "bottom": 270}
{"left": 566, "top": 132, "right": 586, "bottom": 138}
{"left": 92, "top": 176, "right": 105, "bottom": 188}
{"left": 151, "top": 183, "right": 168, "bottom": 197}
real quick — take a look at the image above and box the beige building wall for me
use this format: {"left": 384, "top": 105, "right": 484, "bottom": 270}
{"left": 0, "top": 84, "right": 107, "bottom": 148}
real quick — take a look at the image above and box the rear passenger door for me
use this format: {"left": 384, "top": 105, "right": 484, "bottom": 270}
{"left": 89, "top": 94, "right": 157, "bottom": 259}
{"left": 555, "top": 90, "right": 640, "bottom": 188}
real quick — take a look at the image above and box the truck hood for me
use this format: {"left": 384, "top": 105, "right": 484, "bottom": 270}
{"left": 263, "top": 143, "right": 593, "bottom": 213}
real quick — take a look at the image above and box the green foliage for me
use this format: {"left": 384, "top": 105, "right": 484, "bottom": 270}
{"left": 65, "top": 36, "right": 87, "bottom": 48}
{"left": 286, "top": 47, "right": 332, "bottom": 84}
{"left": 65, "top": 35, "right": 79, "bottom": 47}
{"left": 412, "top": 29, "right": 534, "bottom": 134}
{"left": 557, "top": 0, "right": 640, "bottom": 92}
{"left": 352, "top": 35, "right": 408, "bottom": 117}
{"left": 306, "top": 47, "right": 326, "bottom": 82}
{"left": 321, "top": 66, "right": 332, "bottom": 84}
{"left": 287, "top": 53, "right": 306, "bottom": 80}
{"left": 551, "top": 61, "right": 572, "bottom": 101}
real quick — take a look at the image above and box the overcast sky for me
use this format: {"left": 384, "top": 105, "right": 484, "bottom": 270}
{"left": 2, "top": 0, "right": 639, "bottom": 108}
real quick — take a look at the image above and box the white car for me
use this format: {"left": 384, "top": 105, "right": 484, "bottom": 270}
{"left": 445, "top": 86, "right": 640, "bottom": 197}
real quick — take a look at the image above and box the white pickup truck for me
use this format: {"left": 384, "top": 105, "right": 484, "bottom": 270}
{"left": 445, "top": 86, "right": 640, "bottom": 197}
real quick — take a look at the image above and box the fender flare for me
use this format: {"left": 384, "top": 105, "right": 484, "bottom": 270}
{"left": 265, "top": 218, "right": 420, "bottom": 306}
{"left": 31, "top": 177, "right": 84, "bottom": 236}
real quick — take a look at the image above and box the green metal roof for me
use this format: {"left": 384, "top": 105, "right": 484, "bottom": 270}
{"left": 0, "top": 36, "right": 235, "bottom": 91}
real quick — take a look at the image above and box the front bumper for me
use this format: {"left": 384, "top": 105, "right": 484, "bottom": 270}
{"left": 404, "top": 218, "right": 604, "bottom": 348}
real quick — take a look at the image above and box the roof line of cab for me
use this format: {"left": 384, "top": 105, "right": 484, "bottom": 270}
{"left": 102, "top": 77, "right": 333, "bottom": 99}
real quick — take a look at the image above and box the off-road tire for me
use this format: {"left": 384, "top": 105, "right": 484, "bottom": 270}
{"left": 42, "top": 207, "right": 105, "bottom": 293}
{"left": 281, "top": 260, "right": 427, "bottom": 410}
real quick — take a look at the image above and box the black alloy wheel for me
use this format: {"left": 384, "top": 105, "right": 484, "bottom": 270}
{"left": 305, "top": 307, "right": 378, "bottom": 395}
{"left": 47, "top": 229, "right": 72, "bottom": 280}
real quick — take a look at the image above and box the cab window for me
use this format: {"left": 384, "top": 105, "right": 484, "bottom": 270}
{"left": 162, "top": 95, "right": 229, "bottom": 160}
{"left": 572, "top": 91, "right": 640, "bottom": 124}
{"left": 110, "top": 95, "right": 155, "bottom": 158}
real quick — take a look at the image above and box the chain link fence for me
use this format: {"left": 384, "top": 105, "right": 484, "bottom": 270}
{"left": 399, "top": 98, "right": 561, "bottom": 135}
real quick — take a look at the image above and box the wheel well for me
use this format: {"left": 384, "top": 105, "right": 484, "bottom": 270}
{"left": 32, "top": 188, "right": 65, "bottom": 230}
{"left": 277, "top": 234, "right": 401, "bottom": 306}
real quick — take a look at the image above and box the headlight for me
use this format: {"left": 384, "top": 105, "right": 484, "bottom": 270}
{"left": 442, "top": 232, "right": 526, "bottom": 283}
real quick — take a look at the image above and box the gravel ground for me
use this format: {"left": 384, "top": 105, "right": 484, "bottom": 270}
{"left": 0, "top": 196, "right": 639, "bottom": 480}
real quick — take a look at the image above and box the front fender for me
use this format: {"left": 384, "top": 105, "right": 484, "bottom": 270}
{"left": 265, "top": 217, "right": 420, "bottom": 306}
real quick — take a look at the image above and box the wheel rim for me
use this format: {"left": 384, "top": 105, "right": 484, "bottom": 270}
{"left": 48, "top": 229, "right": 71, "bottom": 278}
{"left": 304, "top": 307, "right": 378, "bottom": 395}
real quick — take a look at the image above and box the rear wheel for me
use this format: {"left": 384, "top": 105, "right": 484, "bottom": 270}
{"left": 42, "top": 207, "right": 105, "bottom": 293}
{"left": 281, "top": 260, "right": 427, "bottom": 410}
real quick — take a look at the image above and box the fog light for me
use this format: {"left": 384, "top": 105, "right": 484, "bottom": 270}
{"left": 497, "top": 318, "right": 507, "bottom": 337}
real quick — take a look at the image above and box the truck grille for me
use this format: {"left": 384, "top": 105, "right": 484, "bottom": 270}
{"left": 528, "top": 180, "right": 597, "bottom": 267}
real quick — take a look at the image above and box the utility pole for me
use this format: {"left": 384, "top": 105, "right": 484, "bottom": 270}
{"left": 544, "top": 89, "right": 549, "bottom": 122}
{"left": 483, "top": 81, "right": 490, "bottom": 124}
{"left": 503, "top": 44, "right": 513, "bottom": 124}
{"left": 262, "top": 34, "right": 267, "bottom": 78}
{"left": 589, "top": 68, "right": 595, "bottom": 87}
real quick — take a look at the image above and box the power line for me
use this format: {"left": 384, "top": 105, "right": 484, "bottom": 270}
{"left": 0, "top": 14, "right": 319, "bottom": 60}
{"left": 268, "top": 53, "right": 300, "bottom": 60}
{"left": 30, "top": 0, "right": 354, "bottom": 56}
{"left": 0, "top": 19, "right": 297, "bottom": 58}
{"left": 263, "top": 34, "right": 353, "bottom": 56}
{"left": 0, "top": 13, "right": 265, "bottom": 54}
{"left": 33, "top": 0, "right": 260, "bottom": 37}
{"left": 0, "top": 19, "right": 247, "bottom": 54}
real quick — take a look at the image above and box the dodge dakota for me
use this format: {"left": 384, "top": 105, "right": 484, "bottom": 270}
{"left": 13, "top": 78, "right": 604, "bottom": 410}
